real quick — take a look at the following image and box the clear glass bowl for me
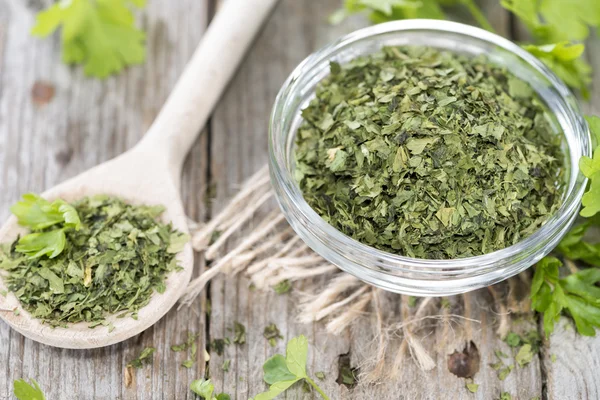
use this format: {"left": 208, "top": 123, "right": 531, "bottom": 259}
{"left": 268, "top": 20, "right": 591, "bottom": 296}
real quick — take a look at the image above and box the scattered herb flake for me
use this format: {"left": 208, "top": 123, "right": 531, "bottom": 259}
{"left": 498, "top": 365, "right": 514, "bottom": 381}
{"left": 127, "top": 347, "right": 156, "bottom": 369}
{"left": 315, "top": 371, "right": 326, "bottom": 380}
{"left": 209, "top": 338, "right": 230, "bottom": 356}
{"left": 181, "top": 360, "right": 194, "bottom": 369}
{"left": 515, "top": 344, "right": 534, "bottom": 367}
{"left": 466, "top": 382, "right": 479, "bottom": 393}
{"left": 505, "top": 332, "right": 522, "bottom": 348}
{"left": 494, "top": 350, "right": 509, "bottom": 359}
{"left": 407, "top": 296, "right": 417, "bottom": 307}
{"left": 273, "top": 280, "right": 292, "bottom": 294}
{"left": 222, "top": 360, "right": 231, "bottom": 372}
{"left": 233, "top": 321, "right": 246, "bottom": 345}
{"left": 263, "top": 323, "right": 284, "bottom": 347}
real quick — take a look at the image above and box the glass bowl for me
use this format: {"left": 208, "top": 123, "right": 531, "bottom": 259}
{"left": 268, "top": 19, "right": 591, "bottom": 296}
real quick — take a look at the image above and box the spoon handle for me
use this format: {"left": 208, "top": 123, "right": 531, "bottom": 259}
{"left": 139, "top": 0, "right": 280, "bottom": 167}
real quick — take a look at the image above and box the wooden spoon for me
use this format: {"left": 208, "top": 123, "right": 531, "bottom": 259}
{"left": 0, "top": 0, "right": 280, "bottom": 349}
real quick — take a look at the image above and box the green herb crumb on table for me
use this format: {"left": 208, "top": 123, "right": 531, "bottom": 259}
{"left": 0, "top": 194, "right": 189, "bottom": 329}
{"left": 295, "top": 45, "right": 565, "bottom": 259}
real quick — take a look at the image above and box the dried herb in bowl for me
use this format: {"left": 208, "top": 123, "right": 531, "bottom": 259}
{"left": 0, "top": 194, "right": 189, "bottom": 328}
{"left": 295, "top": 46, "right": 565, "bottom": 259}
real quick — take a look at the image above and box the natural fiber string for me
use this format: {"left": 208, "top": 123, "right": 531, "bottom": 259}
{"left": 182, "top": 164, "right": 495, "bottom": 377}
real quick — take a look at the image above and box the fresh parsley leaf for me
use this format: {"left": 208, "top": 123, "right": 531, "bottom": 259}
{"left": 190, "top": 379, "right": 214, "bottom": 399}
{"left": 580, "top": 148, "right": 600, "bottom": 218}
{"left": 15, "top": 230, "right": 66, "bottom": 259}
{"left": 586, "top": 116, "right": 600, "bottom": 148}
{"left": 503, "top": 0, "right": 600, "bottom": 43}
{"left": 11, "top": 194, "right": 65, "bottom": 230}
{"left": 13, "top": 379, "right": 46, "bottom": 400}
{"left": 254, "top": 380, "right": 301, "bottom": 400}
{"left": 55, "top": 200, "right": 81, "bottom": 230}
{"left": 263, "top": 354, "right": 297, "bottom": 384}
{"left": 31, "top": 0, "right": 147, "bottom": 78}
{"left": 331, "top": 0, "right": 494, "bottom": 31}
{"left": 532, "top": 257, "right": 600, "bottom": 336}
{"left": 285, "top": 335, "right": 308, "bottom": 377}
{"left": 10, "top": 194, "right": 82, "bottom": 259}
{"left": 252, "top": 335, "right": 330, "bottom": 400}
{"left": 523, "top": 42, "right": 591, "bottom": 98}
{"left": 216, "top": 394, "right": 231, "bottom": 400}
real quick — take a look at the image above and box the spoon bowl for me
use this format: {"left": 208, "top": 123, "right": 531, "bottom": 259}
{"left": 0, "top": 148, "right": 193, "bottom": 348}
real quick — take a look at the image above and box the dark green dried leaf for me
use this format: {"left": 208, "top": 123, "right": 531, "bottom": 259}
{"left": 233, "top": 321, "right": 246, "bottom": 345}
{"left": 0, "top": 196, "right": 186, "bottom": 328}
{"left": 264, "top": 323, "right": 284, "bottom": 347}
{"left": 295, "top": 46, "right": 564, "bottom": 259}
{"left": 127, "top": 347, "right": 155, "bottom": 369}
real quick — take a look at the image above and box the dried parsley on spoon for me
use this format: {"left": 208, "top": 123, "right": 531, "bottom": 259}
{"left": 295, "top": 46, "right": 565, "bottom": 259}
{"left": 0, "top": 194, "right": 189, "bottom": 329}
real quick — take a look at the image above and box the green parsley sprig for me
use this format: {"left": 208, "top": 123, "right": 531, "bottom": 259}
{"left": 251, "top": 335, "right": 330, "bottom": 400}
{"left": 190, "top": 379, "right": 230, "bottom": 400}
{"left": 532, "top": 118, "right": 600, "bottom": 337}
{"left": 31, "top": 0, "right": 147, "bottom": 78}
{"left": 331, "top": 0, "right": 598, "bottom": 96}
{"left": 10, "top": 193, "right": 81, "bottom": 259}
{"left": 13, "top": 379, "right": 46, "bottom": 400}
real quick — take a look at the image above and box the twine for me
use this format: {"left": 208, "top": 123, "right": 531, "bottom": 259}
{"left": 183, "top": 165, "right": 521, "bottom": 381}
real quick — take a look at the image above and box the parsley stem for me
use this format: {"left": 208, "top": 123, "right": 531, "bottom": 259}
{"left": 462, "top": 0, "right": 496, "bottom": 33}
{"left": 305, "top": 377, "right": 330, "bottom": 400}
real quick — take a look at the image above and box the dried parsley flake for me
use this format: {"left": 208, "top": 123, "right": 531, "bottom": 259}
{"left": 295, "top": 46, "right": 565, "bottom": 259}
{"left": 0, "top": 195, "right": 189, "bottom": 328}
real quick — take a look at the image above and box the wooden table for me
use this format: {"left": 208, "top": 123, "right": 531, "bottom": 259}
{"left": 1, "top": 0, "right": 599, "bottom": 399}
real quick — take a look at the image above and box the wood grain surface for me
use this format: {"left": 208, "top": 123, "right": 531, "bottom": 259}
{"left": 0, "top": 0, "right": 597, "bottom": 399}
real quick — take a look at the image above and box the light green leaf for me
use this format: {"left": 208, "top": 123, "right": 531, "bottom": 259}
{"left": 31, "top": 0, "right": 147, "bottom": 78}
{"left": 14, "top": 379, "right": 46, "bottom": 400}
{"left": 253, "top": 379, "right": 300, "bottom": 400}
{"left": 190, "top": 379, "right": 214, "bottom": 400}
{"left": 167, "top": 232, "right": 190, "bottom": 254}
{"left": 55, "top": 201, "right": 81, "bottom": 230}
{"left": 15, "top": 230, "right": 66, "bottom": 259}
{"left": 38, "top": 267, "right": 65, "bottom": 294}
{"left": 10, "top": 194, "right": 64, "bottom": 230}
{"left": 523, "top": 42, "right": 591, "bottom": 97}
{"left": 586, "top": 116, "right": 600, "bottom": 149}
{"left": 285, "top": 335, "right": 308, "bottom": 378}
{"left": 263, "top": 354, "right": 297, "bottom": 384}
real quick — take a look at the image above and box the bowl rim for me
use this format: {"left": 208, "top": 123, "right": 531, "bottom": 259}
{"left": 269, "top": 19, "right": 591, "bottom": 272}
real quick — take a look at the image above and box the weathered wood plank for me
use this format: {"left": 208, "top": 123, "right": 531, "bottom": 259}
{"left": 0, "top": 1, "right": 210, "bottom": 399}
{"left": 207, "top": 1, "right": 543, "bottom": 399}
